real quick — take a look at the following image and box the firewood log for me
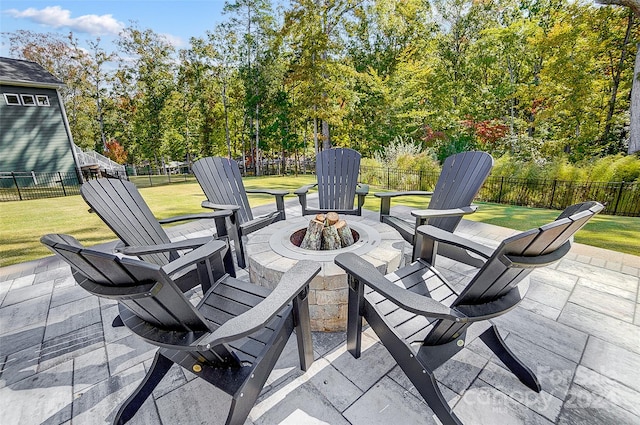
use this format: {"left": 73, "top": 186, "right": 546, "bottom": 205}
{"left": 300, "top": 219, "right": 324, "bottom": 250}
{"left": 315, "top": 213, "right": 326, "bottom": 223}
{"left": 335, "top": 220, "right": 354, "bottom": 247}
{"left": 326, "top": 212, "right": 339, "bottom": 225}
{"left": 322, "top": 224, "right": 342, "bottom": 250}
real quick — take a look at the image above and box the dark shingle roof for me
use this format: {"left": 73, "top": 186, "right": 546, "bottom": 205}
{"left": 0, "top": 57, "right": 64, "bottom": 88}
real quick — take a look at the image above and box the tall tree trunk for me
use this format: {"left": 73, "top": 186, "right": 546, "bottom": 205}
{"left": 630, "top": 42, "right": 640, "bottom": 154}
{"left": 222, "top": 80, "right": 232, "bottom": 159}
{"left": 255, "top": 103, "right": 261, "bottom": 176}
{"left": 322, "top": 120, "right": 331, "bottom": 150}
{"left": 313, "top": 110, "right": 319, "bottom": 152}
{"left": 604, "top": 13, "right": 633, "bottom": 142}
{"left": 595, "top": 0, "right": 640, "bottom": 153}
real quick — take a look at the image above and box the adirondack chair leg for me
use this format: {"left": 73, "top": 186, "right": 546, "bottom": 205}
{"left": 379, "top": 197, "right": 391, "bottom": 222}
{"left": 346, "top": 276, "right": 364, "bottom": 358}
{"left": 412, "top": 371, "right": 463, "bottom": 425}
{"left": 113, "top": 351, "right": 173, "bottom": 425}
{"left": 236, "top": 235, "right": 247, "bottom": 269}
{"left": 212, "top": 214, "right": 236, "bottom": 278}
{"left": 275, "top": 194, "right": 286, "bottom": 222}
{"left": 227, "top": 213, "right": 246, "bottom": 269}
{"left": 112, "top": 315, "right": 125, "bottom": 327}
{"left": 366, "top": 306, "right": 463, "bottom": 425}
{"left": 357, "top": 193, "right": 366, "bottom": 216}
{"left": 413, "top": 229, "right": 437, "bottom": 265}
{"left": 225, "top": 319, "right": 293, "bottom": 425}
{"left": 297, "top": 193, "right": 308, "bottom": 217}
{"left": 293, "top": 287, "right": 314, "bottom": 371}
{"left": 479, "top": 325, "right": 541, "bottom": 392}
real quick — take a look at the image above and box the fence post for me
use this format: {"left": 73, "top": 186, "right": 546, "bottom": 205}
{"left": 12, "top": 172, "right": 23, "bottom": 201}
{"left": 498, "top": 176, "right": 504, "bottom": 203}
{"left": 58, "top": 172, "right": 67, "bottom": 196}
{"left": 549, "top": 179, "right": 557, "bottom": 209}
{"left": 387, "top": 168, "right": 390, "bottom": 189}
{"left": 613, "top": 181, "right": 625, "bottom": 216}
{"left": 419, "top": 171, "right": 423, "bottom": 191}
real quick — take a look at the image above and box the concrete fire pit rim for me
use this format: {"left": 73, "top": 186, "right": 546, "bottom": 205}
{"left": 268, "top": 216, "right": 382, "bottom": 261}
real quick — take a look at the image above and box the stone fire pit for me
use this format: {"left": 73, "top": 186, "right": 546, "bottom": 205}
{"left": 246, "top": 215, "right": 405, "bottom": 331}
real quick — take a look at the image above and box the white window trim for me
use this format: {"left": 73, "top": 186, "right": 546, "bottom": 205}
{"left": 36, "top": 95, "right": 50, "bottom": 106}
{"left": 3, "top": 93, "right": 21, "bottom": 105}
{"left": 20, "top": 94, "right": 36, "bottom": 106}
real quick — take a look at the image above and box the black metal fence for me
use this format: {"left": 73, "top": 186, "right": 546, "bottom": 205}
{"left": 360, "top": 166, "right": 640, "bottom": 217}
{"left": 0, "top": 171, "right": 82, "bottom": 201}
{"left": 3, "top": 165, "right": 638, "bottom": 216}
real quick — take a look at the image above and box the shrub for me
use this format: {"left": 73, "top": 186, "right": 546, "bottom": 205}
{"left": 492, "top": 153, "right": 640, "bottom": 183}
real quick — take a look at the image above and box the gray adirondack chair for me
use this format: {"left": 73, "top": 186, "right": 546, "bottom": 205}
{"left": 376, "top": 151, "right": 493, "bottom": 266}
{"left": 295, "top": 148, "right": 369, "bottom": 216}
{"left": 335, "top": 201, "right": 603, "bottom": 425}
{"left": 41, "top": 233, "right": 320, "bottom": 425}
{"left": 80, "top": 178, "right": 235, "bottom": 293}
{"left": 192, "top": 156, "right": 288, "bottom": 269}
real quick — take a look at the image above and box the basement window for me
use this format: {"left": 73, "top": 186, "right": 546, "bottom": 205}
{"left": 3, "top": 93, "right": 21, "bottom": 105}
{"left": 21, "top": 94, "right": 36, "bottom": 106}
{"left": 36, "top": 95, "right": 50, "bottom": 106}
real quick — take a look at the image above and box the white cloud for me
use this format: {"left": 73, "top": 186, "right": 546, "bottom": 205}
{"left": 5, "top": 6, "right": 124, "bottom": 36}
{"left": 160, "top": 33, "right": 186, "bottom": 48}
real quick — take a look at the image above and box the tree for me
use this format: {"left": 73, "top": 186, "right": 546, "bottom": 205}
{"left": 116, "top": 25, "right": 176, "bottom": 165}
{"left": 597, "top": 0, "right": 640, "bottom": 153}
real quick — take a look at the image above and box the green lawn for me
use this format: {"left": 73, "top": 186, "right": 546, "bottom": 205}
{"left": 1, "top": 175, "right": 637, "bottom": 267}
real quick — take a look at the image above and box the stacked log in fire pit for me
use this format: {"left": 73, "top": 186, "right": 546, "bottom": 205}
{"left": 300, "top": 212, "right": 356, "bottom": 250}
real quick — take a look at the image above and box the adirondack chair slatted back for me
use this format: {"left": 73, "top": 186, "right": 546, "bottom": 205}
{"left": 316, "top": 148, "right": 360, "bottom": 211}
{"left": 193, "top": 157, "right": 254, "bottom": 224}
{"left": 41, "top": 234, "right": 210, "bottom": 332}
{"left": 427, "top": 151, "right": 493, "bottom": 231}
{"left": 423, "top": 202, "right": 603, "bottom": 345}
{"left": 81, "top": 178, "right": 172, "bottom": 265}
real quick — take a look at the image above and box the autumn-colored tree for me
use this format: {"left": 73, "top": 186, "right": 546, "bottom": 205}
{"left": 105, "top": 140, "right": 128, "bottom": 164}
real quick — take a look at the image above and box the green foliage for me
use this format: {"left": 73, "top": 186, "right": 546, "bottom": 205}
{"left": 493, "top": 153, "right": 640, "bottom": 183}
{"left": 434, "top": 133, "right": 478, "bottom": 163}
{"left": 4, "top": 0, "right": 638, "bottom": 165}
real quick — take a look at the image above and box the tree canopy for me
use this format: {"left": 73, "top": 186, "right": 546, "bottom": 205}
{"left": 3, "top": 0, "right": 639, "bottom": 170}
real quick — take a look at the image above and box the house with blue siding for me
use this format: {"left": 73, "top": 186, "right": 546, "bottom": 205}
{"left": 0, "top": 57, "right": 79, "bottom": 177}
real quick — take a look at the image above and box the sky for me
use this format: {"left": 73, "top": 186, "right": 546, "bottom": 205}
{"left": 0, "top": 1, "right": 231, "bottom": 57}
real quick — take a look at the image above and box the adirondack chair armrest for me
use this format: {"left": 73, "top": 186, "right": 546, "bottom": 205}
{"left": 239, "top": 211, "right": 281, "bottom": 235}
{"left": 197, "top": 260, "right": 321, "bottom": 348}
{"left": 118, "top": 237, "right": 214, "bottom": 256}
{"left": 246, "top": 189, "right": 288, "bottom": 221}
{"left": 415, "top": 225, "right": 494, "bottom": 260}
{"left": 294, "top": 183, "right": 318, "bottom": 196}
{"left": 246, "top": 188, "right": 289, "bottom": 196}
{"left": 374, "top": 190, "right": 433, "bottom": 199}
{"left": 201, "top": 200, "right": 241, "bottom": 212}
{"left": 335, "top": 253, "right": 465, "bottom": 321}
{"left": 356, "top": 184, "right": 369, "bottom": 195}
{"left": 157, "top": 209, "right": 232, "bottom": 224}
{"left": 374, "top": 191, "right": 434, "bottom": 217}
{"left": 161, "top": 239, "right": 228, "bottom": 277}
{"left": 504, "top": 241, "right": 572, "bottom": 268}
{"left": 411, "top": 206, "right": 477, "bottom": 225}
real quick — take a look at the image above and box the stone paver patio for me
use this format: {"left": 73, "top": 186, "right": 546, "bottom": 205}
{"left": 1, "top": 197, "right": 639, "bottom": 425}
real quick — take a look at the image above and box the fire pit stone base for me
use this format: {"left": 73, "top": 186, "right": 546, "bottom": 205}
{"left": 246, "top": 216, "right": 405, "bottom": 331}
